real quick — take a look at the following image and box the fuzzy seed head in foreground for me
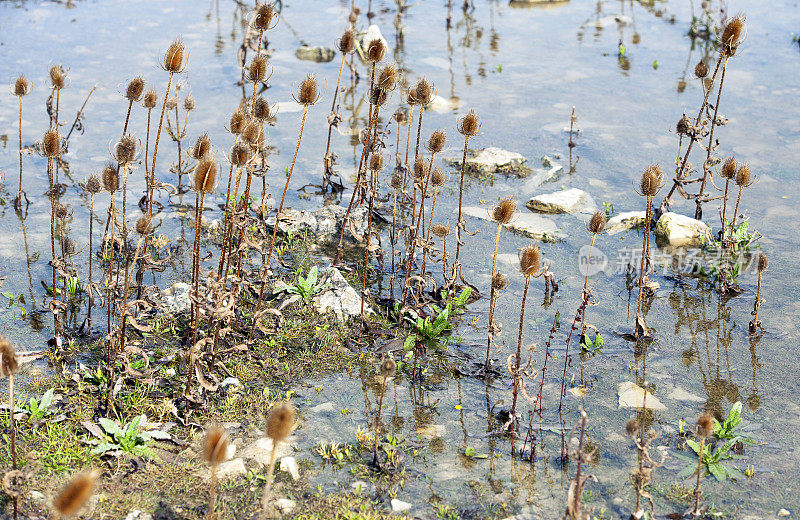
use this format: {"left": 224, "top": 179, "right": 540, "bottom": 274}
{"left": 265, "top": 402, "right": 296, "bottom": 442}
{"left": 696, "top": 413, "right": 714, "bottom": 438}
{"left": 369, "top": 86, "right": 388, "bottom": 107}
{"left": 757, "top": 252, "right": 768, "bottom": 272}
{"left": 676, "top": 115, "right": 691, "bottom": 135}
{"left": 13, "top": 75, "right": 30, "bottom": 97}
{"left": 230, "top": 142, "right": 252, "bottom": 167}
{"left": 115, "top": 135, "right": 138, "bottom": 164}
{"left": 338, "top": 29, "right": 356, "bottom": 54}
{"left": 183, "top": 93, "right": 196, "bottom": 111}
{"left": 53, "top": 471, "right": 97, "bottom": 519}
{"left": 42, "top": 128, "right": 62, "bottom": 158}
{"left": 165, "top": 96, "right": 178, "bottom": 110}
{"left": 393, "top": 108, "right": 407, "bottom": 125}
{"left": 191, "top": 133, "right": 212, "bottom": 160}
{"left": 368, "top": 152, "right": 385, "bottom": 172}
{"left": 426, "top": 129, "right": 447, "bottom": 154}
{"left": 50, "top": 65, "right": 66, "bottom": 90}
{"left": 253, "top": 97, "right": 271, "bottom": 121}
{"left": 492, "top": 197, "right": 516, "bottom": 224}
{"left": 377, "top": 64, "right": 398, "bottom": 91}
{"left": 135, "top": 216, "right": 153, "bottom": 236}
{"left": 125, "top": 77, "right": 145, "bottom": 102}
{"left": 694, "top": 60, "right": 708, "bottom": 78}
{"left": 366, "top": 38, "right": 386, "bottom": 63}
{"left": 430, "top": 167, "right": 445, "bottom": 187}
{"left": 297, "top": 75, "right": 319, "bottom": 106}
{"left": 491, "top": 272, "right": 508, "bottom": 291}
{"left": 193, "top": 158, "right": 218, "bottom": 194}
{"left": 242, "top": 121, "right": 262, "bottom": 145}
{"left": 413, "top": 78, "right": 433, "bottom": 106}
{"left": 431, "top": 224, "right": 449, "bottom": 238}
{"left": 721, "top": 15, "right": 745, "bottom": 56}
{"left": 85, "top": 174, "right": 103, "bottom": 195}
{"left": 0, "top": 337, "right": 19, "bottom": 378}
{"left": 253, "top": 3, "right": 277, "bottom": 31}
{"left": 203, "top": 426, "right": 231, "bottom": 467}
{"left": 143, "top": 89, "right": 158, "bottom": 109}
{"left": 721, "top": 156, "right": 737, "bottom": 179}
{"left": 735, "top": 163, "right": 751, "bottom": 186}
{"left": 380, "top": 358, "right": 397, "bottom": 379}
{"left": 458, "top": 110, "right": 481, "bottom": 137}
{"left": 102, "top": 163, "right": 119, "bottom": 192}
{"left": 248, "top": 55, "right": 268, "bottom": 83}
{"left": 588, "top": 210, "right": 606, "bottom": 234}
{"left": 413, "top": 157, "right": 428, "bottom": 181}
{"left": 519, "top": 245, "right": 541, "bottom": 277}
{"left": 229, "top": 110, "right": 247, "bottom": 135}
{"left": 640, "top": 164, "right": 663, "bottom": 197}
{"left": 625, "top": 418, "right": 639, "bottom": 437}
{"left": 163, "top": 39, "right": 186, "bottom": 73}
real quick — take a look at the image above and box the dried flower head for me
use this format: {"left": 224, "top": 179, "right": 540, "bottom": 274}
{"left": 368, "top": 152, "right": 385, "bottom": 172}
{"left": 366, "top": 38, "right": 386, "bottom": 63}
{"left": 694, "top": 60, "right": 709, "bottom": 78}
{"left": 191, "top": 133, "right": 212, "bottom": 160}
{"left": 242, "top": 121, "right": 262, "bottom": 145}
{"left": 115, "top": 135, "right": 138, "bottom": 164}
{"left": 426, "top": 129, "right": 447, "bottom": 154}
{"left": 253, "top": 96, "right": 272, "bottom": 121}
{"left": 430, "top": 167, "right": 445, "bottom": 187}
{"left": 338, "top": 29, "right": 356, "bottom": 54}
{"left": 143, "top": 88, "right": 158, "bottom": 109}
{"left": 55, "top": 202, "right": 68, "bottom": 220}
{"left": 202, "top": 426, "right": 231, "bottom": 467}
{"left": 757, "top": 252, "right": 768, "bottom": 272}
{"left": 380, "top": 358, "right": 396, "bottom": 379}
{"left": 377, "top": 64, "right": 398, "bottom": 90}
{"left": 63, "top": 237, "right": 77, "bottom": 257}
{"left": 625, "top": 418, "right": 639, "bottom": 437}
{"left": 721, "top": 14, "right": 745, "bottom": 56}
{"left": 492, "top": 197, "right": 516, "bottom": 224}
{"left": 229, "top": 110, "right": 247, "bottom": 135}
{"left": 369, "top": 86, "right": 388, "bottom": 107}
{"left": 13, "top": 75, "right": 30, "bottom": 97}
{"left": 491, "top": 272, "right": 508, "bottom": 291}
{"left": 0, "top": 337, "right": 19, "bottom": 377}
{"left": 696, "top": 413, "right": 714, "bottom": 438}
{"left": 431, "top": 224, "right": 449, "bottom": 238}
{"left": 390, "top": 172, "right": 403, "bottom": 190}
{"left": 165, "top": 96, "right": 178, "bottom": 110}
{"left": 519, "top": 244, "right": 541, "bottom": 277}
{"left": 457, "top": 110, "right": 481, "bottom": 137}
{"left": 676, "top": 114, "right": 691, "bottom": 135}
{"left": 41, "top": 128, "right": 62, "bottom": 158}
{"left": 248, "top": 55, "right": 268, "bottom": 83}
{"left": 50, "top": 65, "right": 66, "bottom": 90}
{"left": 639, "top": 164, "right": 663, "bottom": 197}
{"left": 413, "top": 78, "right": 433, "bottom": 106}
{"left": 253, "top": 2, "right": 277, "bottom": 31}
{"left": 85, "top": 174, "right": 103, "bottom": 195}
{"left": 297, "top": 74, "right": 319, "bottom": 106}
{"left": 265, "top": 401, "right": 296, "bottom": 442}
{"left": 348, "top": 9, "right": 358, "bottom": 24}
{"left": 125, "top": 76, "right": 145, "bottom": 102}
{"left": 230, "top": 142, "right": 252, "bottom": 167}
{"left": 183, "top": 93, "right": 195, "bottom": 111}
{"left": 163, "top": 39, "right": 186, "bottom": 73}
{"left": 393, "top": 108, "right": 407, "bottom": 125}
{"left": 193, "top": 157, "right": 218, "bottom": 194}
{"left": 102, "top": 163, "right": 119, "bottom": 192}
{"left": 52, "top": 470, "right": 98, "bottom": 519}
{"left": 721, "top": 156, "right": 737, "bottom": 179}
{"left": 135, "top": 216, "right": 153, "bottom": 236}
{"left": 588, "top": 210, "right": 606, "bottom": 234}
{"left": 735, "top": 163, "right": 751, "bottom": 186}
{"left": 413, "top": 157, "right": 428, "bottom": 181}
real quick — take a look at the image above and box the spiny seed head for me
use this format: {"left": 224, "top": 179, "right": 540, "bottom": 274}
{"left": 491, "top": 272, "right": 508, "bottom": 291}
{"left": 164, "top": 39, "right": 186, "bottom": 73}
{"left": 202, "top": 426, "right": 230, "bottom": 467}
{"left": 377, "top": 64, "right": 398, "bottom": 90}
{"left": 393, "top": 108, "right": 407, "bottom": 125}
{"left": 242, "top": 121, "right": 262, "bottom": 145}
{"left": 50, "top": 65, "right": 66, "bottom": 90}
{"left": 369, "top": 86, "right": 388, "bottom": 107}
{"left": 165, "top": 96, "right": 178, "bottom": 110}
{"left": 143, "top": 88, "right": 158, "bottom": 109}
{"left": 125, "top": 76, "right": 145, "bottom": 102}
{"left": 640, "top": 164, "right": 663, "bottom": 197}
{"left": 380, "top": 358, "right": 396, "bottom": 379}
{"left": 135, "top": 216, "right": 153, "bottom": 236}
{"left": 42, "top": 128, "right": 62, "bottom": 158}
{"left": 13, "top": 75, "right": 30, "bottom": 97}
{"left": 53, "top": 470, "right": 97, "bottom": 518}
{"left": 265, "top": 401, "right": 296, "bottom": 442}
{"left": 55, "top": 202, "right": 68, "bottom": 220}
{"left": 721, "top": 156, "right": 737, "bottom": 179}
{"left": 676, "top": 115, "right": 691, "bottom": 135}
{"left": 229, "top": 110, "right": 247, "bottom": 134}
{"left": 430, "top": 167, "right": 445, "bottom": 187}
{"left": 413, "top": 157, "right": 428, "bottom": 181}
{"left": 230, "top": 142, "right": 252, "bottom": 166}
{"left": 102, "top": 163, "right": 119, "bottom": 192}
{"left": 297, "top": 74, "right": 319, "bottom": 105}
{"left": 427, "top": 129, "right": 447, "bottom": 154}
{"left": 0, "top": 337, "right": 19, "bottom": 377}
{"left": 458, "top": 110, "right": 480, "bottom": 136}
{"left": 735, "top": 163, "right": 751, "bottom": 186}
{"left": 248, "top": 55, "right": 268, "bottom": 83}
{"left": 694, "top": 60, "right": 709, "bottom": 78}
{"left": 183, "top": 93, "right": 195, "bottom": 111}
{"left": 431, "top": 224, "right": 449, "bottom": 238}
{"left": 696, "top": 413, "right": 714, "bottom": 438}
{"left": 588, "top": 210, "right": 606, "bottom": 234}
{"left": 348, "top": 8, "right": 359, "bottom": 24}
{"left": 757, "top": 252, "right": 768, "bottom": 272}
{"left": 85, "top": 174, "right": 102, "bottom": 195}
{"left": 492, "top": 197, "right": 516, "bottom": 224}
{"left": 338, "top": 29, "right": 356, "bottom": 54}
{"left": 191, "top": 133, "right": 212, "bottom": 160}
{"left": 721, "top": 14, "right": 745, "bottom": 56}
{"left": 368, "top": 152, "right": 385, "bottom": 172}
{"left": 519, "top": 244, "right": 541, "bottom": 277}
{"left": 253, "top": 96, "right": 271, "bottom": 121}
{"left": 625, "top": 418, "right": 639, "bottom": 436}
{"left": 390, "top": 172, "right": 403, "bottom": 190}
{"left": 253, "top": 2, "right": 277, "bottom": 31}
{"left": 63, "top": 237, "right": 77, "bottom": 256}
{"left": 115, "top": 135, "right": 137, "bottom": 163}
{"left": 193, "top": 158, "right": 218, "bottom": 194}
{"left": 366, "top": 38, "right": 386, "bottom": 63}
{"left": 413, "top": 78, "right": 433, "bottom": 106}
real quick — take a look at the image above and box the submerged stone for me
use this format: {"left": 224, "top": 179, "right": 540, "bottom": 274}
{"left": 391, "top": 499, "right": 412, "bottom": 513}
{"left": 654, "top": 212, "right": 710, "bottom": 247}
{"left": 617, "top": 382, "right": 667, "bottom": 411}
{"left": 605, "top": 211, "right": 646, "bottom": 235}
{"left": 295, "top": 45, "right": 336, "bottom": 63}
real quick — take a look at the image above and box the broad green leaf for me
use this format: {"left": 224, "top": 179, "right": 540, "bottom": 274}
{"left": 99, "top": 418, "right": 124, "bottom": 437}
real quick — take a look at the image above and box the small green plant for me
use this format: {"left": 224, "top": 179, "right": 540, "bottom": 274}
{"left": 404, "top": 303, "right": 453, "bottom": 352}
{"left": 447, "top": 287, "right": 471, "bottom": 315}
{"left": 580, "top": 332, "right": 604, "bottom": 356}
{"left": 88, "top": 415, "right": 170, "bottom": 457}
{"left": 22, "top": 388, "right": 55, "bottom": 421}
{"left": 676, "top": 403, "right": 750, "bottom": 482}
{"left": 286, "top": 265, "right": 328, "bottom": 303}
{"left": 602, "top": 201, "right": 615, "bottom": 218}
{"left": 2, "top": 291, "right": 25, "bottom": 307}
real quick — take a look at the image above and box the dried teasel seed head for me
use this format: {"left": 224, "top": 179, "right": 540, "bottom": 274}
{"left": 42, "top": 128, "right": 62, "bottom": 158}
{"left": 125, "top": 76, "right": 145, "bottom": 102}
{"left": 413, "top": 157, "right": 428, "bottom": 181}
{"left": 721, "top": 156, "right": 737, "bottom": 179}
{"left": 183, "top": 93, "right": 196, "bottom": 111}
{"left": 390, "top": 172, "right": 403, "bottom": 190}
{"left": 393, "top": 108, "right": 407, "bottom": 125}
{"left": 165, "top": 96, "right": 178, "bottom": 110}
{"left": 426, "top": 129, "right": 447, "bottom": 154}
{"left": 85, "top": 174, "right": 103, "bottom": 195}
{"left": 191, "top": 133, "right": 212, "bottom": 160}
{"left": 248, "top": 55, "right": 268, "bottom": 83}
{"left": 625, "top": 418, "right": 639, "bottom": 436}
{"left": 413, "top": 78, "right": 433, "bottom": 106}
{"left": 380, "top": 358, "right": 396, "bottom": 379}
{"left": 193, "top": 157, "right": 218, "bottom": 194}
{"left": 242, "top": 121, "right": 262, "bottom": 145}
{"left": 55, "top": 202, "right": 68, "bottom": 220}
{"left": 458, "top": 110, "right": 480, "bottom": 137}
{"left": 431, "top": 224, "right": 449, "bottom": 238}
{"left": 369, "top": 86, "right": 388, "bottom": 107}
{"left": 366, "top": 38, "right": 387, "bottom": 63}
{"left": 163, "top": 39, "right": 186, "bottom": 73}
{"left": 102, "top": 163, "right": 119, "bottom": 192}
{"left": 757, "top": 252, "right": 768, "bottom": 272}
{"left": 50, "top": 65, "right": 66, "bottom": 90}
{"left": 491, "top": 272, "right": 508, "bottom": 291}
{"left": 135, "top": 216, "right": 153, "bottom": 236}
{"left": 253, "top": 2, "right": 277, "bottom": 31}
{"left": 492, "top": 197, "right": 516, "bottom": 224}
{"left": 229, "top": 110, "right": 247, "bottom": 135}
{"left": 202, "top": 426, "right": 231, "bottom": 467}
{"left": 338, "top": 29, "right": 356, "bottom": 54}
{"left": 519, "top": 244, "right": 541, "bottom": 277}
{"left": 721, "top": 14, "right": 745, "bottom": 56}
{"left": 639, "top": 164, "right": 663, "bottom": 197}
{"left": 265, "top": 401, "right": 296, "bottom": 442}
{"left": 63, "top": 238, "right": 77, "bottom": 256}
{"left": 0, "top": 337, "right": 20, "bottom": 377}
{"left": 143, "top": 88, "right": 158, "bottom": 109}
{"left": 368, "top": 152, "right": 385, "bottom": 172}
{"left": 253, "top": 96, "right": 272, "bottom": 121}
{"left": 115, "top": 134, "right": 138, "bottom": 164}
{"left": 694, "top": 60, "right": 708, "bottom": 78}
{"left": 230, "top": 142, "right": 252, "bottom": 166}
{"left": 588, "top": 210, "right": 606, "bottom": 234}
{"left": 53, "top": 470, "right": 98, "bottom": 519}
{"left": 676, "top": 114, "right": 691, "bottom": 135}
{"left": 13, "top": 75, "right": 30, "bottom": 97}
{"left": 735, "top": 163, "right": 751, "bottom": 186}
{"left": 348, "top": 9, "right": 358, "bottom": 24}
{"left": 377, "top": 64, "right": 398, "bottom": 90}
{"left": 297, "top": 74, "right": 319, "bottom": 106}
{"left": 696, "top": 413, "right": 714, "bottom": 438}
{"left": 430, "top": 167, "right": 445, "bottom": 187}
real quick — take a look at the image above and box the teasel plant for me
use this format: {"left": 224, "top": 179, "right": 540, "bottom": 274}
{"left": 102, "top": 163, "right": 120, "bottom": 368}
{"left": 218, "top": 135, "right": 251, "bottom": 283}
{"left": 430, "top": 224, "right": 450, "bottom": 279}
{"left": 188, "top": 133, "right": 213, "bottom": 286}
{"left": 625, "top": 417, "right": 663, "bottom": 518}
{"left": 52, "top": 470, "right": 98, "bottom": 520}
{"left": 84, "top": 174, "right": 103, "bottom": 331}
{"left": 749, "top": 252, "right": 767, "bottom": 334}
{"left": 248, "top": 3, "right": 278, "bottom": 107}
{"left": 453, "top": 110, "right": 480, "bottom": 281}
{"left": 122, "top": 76, "right": 145, "bottom": 134}
{"left": 373, "top": 358, "right": 396, "bottom": 465}
{"left": 692, "top": 413, "right": 715, "bottom": 517}
{"left": 411, "top": 78, "right": 433, "bottom": 161}
{"left": 565, "top": 409, "right": 597, "bottom": 520}
{"left": 11, "top": 75, "right": 31, "bottom": 210}
{"left": 485, "top": 197, "right": 516, "bottom": 369}
{"left": 400, "top": 157, "right": 429, "bottom": 303}
{"left": 634, "top": 165, "right": 663, "bottom": 338}
{"left": 111, "top": 134, "right": 139, "bottom": 240}
{"left": 261, "top": 402, "right": 296, "bottom": 517}
{"left": 360, "top": 151, "right": 386, "bottom": 324}
{"left": 726, "top": 162, "right": 753, "bottom": 247}
{"left": 401, "top": 86, "right": 421, "bottom": 192}
{"left": 718, "top": 156, "right": 736, "bottom": 244}
{"left": 202, "top": 426, "right": 231, "bottom": 520}
{"left": 580, "top": 211, "right": 605, "bottom": 337}
{"left": 142, "top": 88, "right": 158, "bottom": 212}
{"left": 1, "top": 337, "right": 21, "bottom": 519}
{"left": 323, "top": 28, "right": 356, "bottom": 190}
{"left": 167, "top": 92, "right": 195, "bottom": 192}
{"left": 388, "top": 167, "right": 404, "bottom": 299}
{"left": 251, "top": 75, "right": 320, "bottom": 339}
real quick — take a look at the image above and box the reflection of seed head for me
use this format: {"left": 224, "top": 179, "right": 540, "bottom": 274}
{"left": 694, "top": 60, "right": 708, "bottom": 78}
{"left": 102, "top": 163, "right": 119, "bottom": 192}
{"left": 125, "top": 76, "right": 145, "bottom": 102}
{"left": 492, "top": 197, "right": 516, "bottom": 224}
{"left": 491, "top": 272, "right": 508, "bottom": 291}
{"left": 53, "top": 471, "right": 97, "bottom": 519}
{"left": 55, "top": 202, "right": 68, "bottom": 220}
{"left": 721, "top": 156, "right": 737, "bottom": 179}
{"left": 194, "top": 158, "right": 218, "bottom": 194}
{"left": 143, "top": 89, "right": 158, "bottom": 109}
{"left": 13, "top": 75, "right": 30, "bottom": 97}
{"left": 266, "top": 402, "right": 296, "bottom": 442}
{"left": 426, "top": 129, "right": 446, "bottom": 154}
{"left": 297, "top": 75, "right": 319, "bottom": 105}
{"left": 430, "top": 168, "right": 445, "bottom": 187}
{"left": 757, "top": 252, "right": 768, "bottom": 272}
{"left": 696, "top": 413, "right": 714, "bottom": 438}
{"left": 50, "top": 65, "right": 66, "bottom": 90}
{"left": 366, "top": 39, "right": 386, "bottom": 63}
{"left": 63, "top": 237, "right": 77, "bottom": 256}
{"left": 348, "top": 9, "right": 359, "bottom": 24}
{"left": 413, "top": 157, "right": 428, "bottom": 181}
{"left": 253, "top": 97, "right": 271, "bottom": 121}
{"left": 625, "top": 418, "right": 638, "bottom": 437}
{"left": 380, "top": 358, "right": 396, "bottom": 379}
{"left": 338, "top": 29, "right": 356, "bottom": 54}
{"left": 164, "top": 39, "right": 186, "bottom": 73}
{"left": 203, "top": 426, "right": 231, "bottom": 467}
{"left": 735, "top": 163, "right": 751, "bottom": 186}
{"left": 458, "top": 110, "right": 480, "bottom": 137}
{"left": 42, "top": 128, "right": 62, "bottom": 158}
{"left": 191, "top": 133, "right": 212, "bottom": 160}
{"left": 231, "top": 142, "right": 252, "bottom": 166}
{"left": 85, "top": 174, "right": 103, "bottom": 195}
{"left": 0, "top": 337, "right": 20, "bottom": 377}
{"left": 135, "top": 216, "right": 153, "bottom": 236}
{"left": 519, "top": 245, "right": 541, "bottom": 277}
{"left": 431, "top": 224, "right": 449, "bottom": 238}
{"left": 229, "top": 110, "right": 247, "bottom": 135}
{"left": 588, "top": 210, "right": 606, "bottom": 234}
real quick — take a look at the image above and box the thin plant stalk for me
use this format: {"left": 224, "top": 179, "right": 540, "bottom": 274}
{"left": 453, "top": 131, "right": 470, "bottom": 277}
{"left": 510, "top": 274, "right": 531, "bottom": 431}
{"left": 323, "top": 51, "right": 347, "bottom": 190}
{"left": 484, "top": 221, "right": 503, "bottom": 368}
{"left": 696, "top": 56, "right": 729, "bottom": 219}
{"left": 87, "top": 192, "right": 96, "bottom": 330}
{"left": 693, "top": 436, "right": 706, "bottom": 515}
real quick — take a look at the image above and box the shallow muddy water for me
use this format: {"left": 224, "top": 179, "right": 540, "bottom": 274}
{"left": 1, "top": 0, "right": 800, "bottom": 517}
